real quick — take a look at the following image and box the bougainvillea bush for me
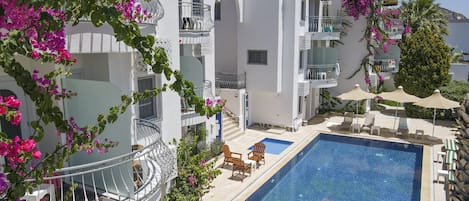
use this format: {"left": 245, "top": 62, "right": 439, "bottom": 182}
{"left": 0, "top": 0, "right": 223, "bottom": 200}
{"left": 342, "top": 0, "right": 410, "bottom": 90}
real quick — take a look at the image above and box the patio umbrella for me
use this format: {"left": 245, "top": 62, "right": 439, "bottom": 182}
{"left": 337, "top": 84, "right": 376, "bottom": 123}
{"left": 414, "top": 89, "right": 460, "bottom": 137}
{"left": 378, "top": 86, "right": 421, "bottom": 130}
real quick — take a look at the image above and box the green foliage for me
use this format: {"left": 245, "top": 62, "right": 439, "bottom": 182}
{"left": 395, "top": 28, "right": 452, "bottom": 98}
{"left": 319, "top": 90, "right": 342, "bottom": 114}
{"left": 380, "top": 99, "right": 400, "bottom": 107}
{"left": 400, "top": 0, "right": 448, "bottom": 35}
{"left": 440, "top": 81, "right": 469, "bottom": 103}
{"left": 164, "top": 129, "right": 221, "bottom": 201}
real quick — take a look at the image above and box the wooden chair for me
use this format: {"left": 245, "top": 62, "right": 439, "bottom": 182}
{"left": 231, "top": 158, "right": 252, "bottom": 181}
{"left": 222, "top": 144, "right": 242, "bottom": 167}
{"left": 248, "top": 142, "right": 266, "bottom": 165}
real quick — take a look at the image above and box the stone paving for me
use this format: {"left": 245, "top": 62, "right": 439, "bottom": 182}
{"left": 203, "top": 109, "right": 458, "bottom": 201}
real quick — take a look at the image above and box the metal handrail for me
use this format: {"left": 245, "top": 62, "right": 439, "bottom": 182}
{"left": 304, "top": 63, "right": 340, "bottom": 81}
{"left": 23, "top": 119, "right": 176, "bottom": 201}
{"left": 308, "top": 16, "right": 343, "bottom": 32}
{"left": 179, "top": 2, "right": 214, "bottom": 32}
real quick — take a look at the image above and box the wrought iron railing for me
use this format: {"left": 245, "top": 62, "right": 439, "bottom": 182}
{"left": 23, "top": 119, "right": 176, "bottom": 201}
{"left": 215, "top": 72, "right": 246, "bottom": 89}
{"left": 308, "top": 16, "right": 343, "bottom": 32}
{"left": 304, "top": 64, "right": 340, "bottom": 81}
{"left": 179, "top": 2, "right": 214, "bottom": 32}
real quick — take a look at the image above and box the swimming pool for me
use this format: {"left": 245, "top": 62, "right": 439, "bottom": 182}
{"left": 246, "top": 134, "right": 423, "bottom": 201}
{"left": 248, "top": 138, "right": 293, "bottom": 155}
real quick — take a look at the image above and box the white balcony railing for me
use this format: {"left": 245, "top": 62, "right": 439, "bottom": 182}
{"left": 23, "top": 119, "right": 176, "bottom": 201}
{"left": 179, "top": 2, "right": 214, "bottom": 32}
{"left": 380, "top": 19, "right": 404, "bottom": 40}
{"left": 305, "top": 63, "right": 340, "bottom": 81}
{"left": 371, "top": 58, "right": 398, "bottom": 73}
{"left": 308, "top": 16, "right": 342, "bottom": 33}
{"left": 138, "top": 0, "right": 165, "bottom": 24}
{"left": 215, "top": 72, "right": 246, "bottom": 89}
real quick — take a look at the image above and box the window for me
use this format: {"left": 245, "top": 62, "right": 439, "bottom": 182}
{"left": 298, "top": 96, "right": 303, "bottom": 114}
{"left": 301, "top": 0, "right": 306, "bottom": 21}
{"left": 299, "top": 50, "right": 304, "bottom": 70}
{"left": 247, "top": 50, "right": 268, "bottom": 65}
{"left": 138, "top": 77, "right": 157, "bottom": 119}
{"left": 215, "top": 1, "right": 221, "bottom": 20}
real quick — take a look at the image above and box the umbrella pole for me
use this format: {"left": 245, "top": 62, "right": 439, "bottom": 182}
{"left": 356, "top": 100, "right": 359, "bottom": 124}
{"left": 432, "top": 108, "right": 436, "bottom": 137}
{"left": 393, "top": 105, "right": 398, "bottom": 130}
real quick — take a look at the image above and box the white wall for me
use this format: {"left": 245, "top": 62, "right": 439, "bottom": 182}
{"left": 215, "top": 0, "right": 239, "bottom": 74}
{"left": 158, "top": 0, "right": 183, "bottom": 143}
{"left": 333, "top": 14, "right": 368, "bottom": 97}
{"left": 240, "top": 0, "right": 281, "bottom": 93}
{"left": 217, "top": 88, "right": 241, "bottom": 115}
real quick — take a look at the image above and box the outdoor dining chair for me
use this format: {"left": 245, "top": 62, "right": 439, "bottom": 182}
{"left": 231, "top": 158, "right": 252, "bottom": 181}
{"left": 222, "top": 144, "right": 242, "bottom": 168}
{"left": 248, "top": 142, "right": 266, "bottom": 166}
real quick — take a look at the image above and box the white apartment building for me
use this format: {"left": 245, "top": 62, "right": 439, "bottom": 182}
{"left": 0, "top": 0, "right": 219, "bottom": 200}
{"left": 215, "top": 0, "right": 344, "bottom": 131}
{"left": 215, "top": 0, "right": 402, "bottom": 132}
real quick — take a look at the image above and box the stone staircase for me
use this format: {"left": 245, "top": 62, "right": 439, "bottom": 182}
{"left": 222, "top": 112, "right": 244, "bottom": 141}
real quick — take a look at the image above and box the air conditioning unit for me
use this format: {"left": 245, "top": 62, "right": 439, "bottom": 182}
{"left": 22, "top": 184, "right": 56, "bottom": 201}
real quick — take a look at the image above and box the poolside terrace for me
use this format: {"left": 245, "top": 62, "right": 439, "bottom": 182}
{"left": 203, "top": 109, "right": 457, "bottom": 201}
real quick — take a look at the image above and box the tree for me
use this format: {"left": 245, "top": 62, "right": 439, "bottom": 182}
{"left": 0, "top": 0, "right": 223, "bottom": 199}
{"left": 400, "top": 0, "right": 448, "bottom": 35}
{"left": 395, "top": 28, "right": 451, "bottom": 98}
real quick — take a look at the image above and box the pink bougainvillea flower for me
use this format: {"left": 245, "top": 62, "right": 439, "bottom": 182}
{"left": 32, "top": 149, "right": 42, "bottom": 160}
{"left": 188, "top": 176, "right": 195, "bottom": 185}
{"left": 4, "top": 96, "right": 21, "bottom": 108}
{"left": 404, "top": 25, "right": 412, "bottom": 34}
{"left": 364, "top": 77, "right": 371, "bottom": 85}
{"left": 0, "top": 105, "right": 6, "bottom": 115}
{"left": 10, "top": 111, "right": 22, "bottom": 125}
{"left": 0, "top": 173, "right": 8, "bottom": 194}
{"left": 378, "top": 75, "right": 384, "bottom": 82}
{"left": 20, "top": 138, "right": 36, "bottom": 152}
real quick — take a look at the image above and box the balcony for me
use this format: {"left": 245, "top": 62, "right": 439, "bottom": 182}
{"left": 179, "top": 2, "right": 214, "bottom": 33}
{"left": 24, "top": 119, "right": 176, "bottom": 201}
{"left": 215, "top": 72, "right": 246, "bottom": 89}
{"left": 181, "top": 80, "right": 214, "bottom": 126}
{"left": 381, "top": 19, "right": 404, "bottom": 40}
{"left": 307, "top": 16, "right": 342, "bottom": 40}
{"left": 65, "top": 0, "right": 164, "bottom": 54}
{"left": 369, "top": 58, "right": 398, "bottom": 80}
{"left": 304, "top": 63, "right": 339, "bottom": 88}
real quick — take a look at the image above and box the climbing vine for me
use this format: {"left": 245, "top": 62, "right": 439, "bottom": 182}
{"left": 342, "top": 0, "right": 411, "bottom": 92}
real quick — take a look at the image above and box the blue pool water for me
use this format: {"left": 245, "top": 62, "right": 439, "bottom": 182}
{"left": 248, "top": 138, "right": 293, "bottom": 155}
{"left": 247, "top": 134, "right": 423, "bottom": 201}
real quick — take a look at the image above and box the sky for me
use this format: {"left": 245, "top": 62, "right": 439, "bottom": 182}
{"left": 434, "top": 0, "right": 469, "bottom": 18}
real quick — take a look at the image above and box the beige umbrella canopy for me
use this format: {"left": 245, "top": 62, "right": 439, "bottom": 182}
{"left": 337, "top": 84, "right": 376, "bottom": 123}
{"left": 378, "top": 86, "right": 421, "bottom": 130}
{"left": 414, "top": 89, "right": 460, "bottom": 137}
